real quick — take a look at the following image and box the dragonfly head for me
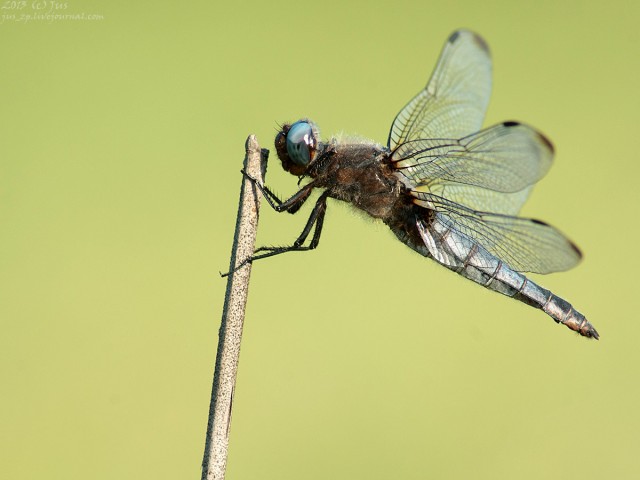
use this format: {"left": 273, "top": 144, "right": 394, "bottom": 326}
{"left": 275, "top": 119, "right": 320, "bottom": 176}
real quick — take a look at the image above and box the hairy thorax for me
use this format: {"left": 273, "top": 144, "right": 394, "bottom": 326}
{"left": 312, "top": 142, "right": 404, "bottom": 221}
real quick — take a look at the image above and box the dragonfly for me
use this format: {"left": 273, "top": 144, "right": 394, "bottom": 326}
{"left": 240, "top": 29, "right": 598, "bottom": 339}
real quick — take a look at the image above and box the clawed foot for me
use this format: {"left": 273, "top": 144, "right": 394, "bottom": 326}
{"left": 240, "top": 169, "right": 261, "bottom": 186}
{"left": 220, "top": 256, "right": 253, "bottom": 278}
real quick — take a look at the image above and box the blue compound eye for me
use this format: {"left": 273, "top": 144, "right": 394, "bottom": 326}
{"left": 286, "top": 121, "right": 317, "bottom": 166}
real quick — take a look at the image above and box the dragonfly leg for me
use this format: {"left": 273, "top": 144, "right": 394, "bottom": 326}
{"left": 241, "top": 169, "right": 314, "bottom": 214}
{"left": 221, "top": 191, "right": 328, "bottom": 277}
{"left": 253, "top": 192, "right": 327, "bottom": 258}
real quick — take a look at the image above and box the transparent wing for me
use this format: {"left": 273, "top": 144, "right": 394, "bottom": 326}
{"left": 413, "top": 192, "right": 582, "bottom": 273}
{"left": 391, "top": 121, "right": 554, "bottom": 215}
{"left": 388, "top": 30, "right": 492, "bottom": 149}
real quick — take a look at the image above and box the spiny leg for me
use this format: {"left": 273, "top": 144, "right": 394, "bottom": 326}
{"left": 221, "top": 174, "right": 328, "bottom": 277}
{"left": 241, "top": 169, "right": 314, "bottom": 214}
{"left": 251, "top": 192, "right": 328, "bottom": 261}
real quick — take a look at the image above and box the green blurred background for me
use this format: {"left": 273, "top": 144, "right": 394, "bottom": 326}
{"left": 1, "top": 0, "right": 638, "bottom": 478}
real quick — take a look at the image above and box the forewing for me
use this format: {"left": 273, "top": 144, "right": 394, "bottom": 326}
{"left": 413, "top": 193, "right": 582, "bottom": 274}
{"left": 392, "top": 122, "right": 554, "bottom": 215}
{"left": 388, "top": 30, "right": 492, "bottom": 149}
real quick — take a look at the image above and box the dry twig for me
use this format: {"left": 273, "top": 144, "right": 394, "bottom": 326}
{"left": 201, "top": 136, "right": 268, "bottom": 480}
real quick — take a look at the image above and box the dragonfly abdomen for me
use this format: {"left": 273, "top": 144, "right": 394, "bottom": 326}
{"left": 454, "top": 249, "right": 598, "bottom": 338}
{"left": 416, "top": 219, "right": 598, "bottom": 338}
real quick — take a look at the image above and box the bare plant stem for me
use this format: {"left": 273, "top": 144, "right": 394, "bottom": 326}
{"left": 201, "top": 136, "right": 268, "bottom": 480}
